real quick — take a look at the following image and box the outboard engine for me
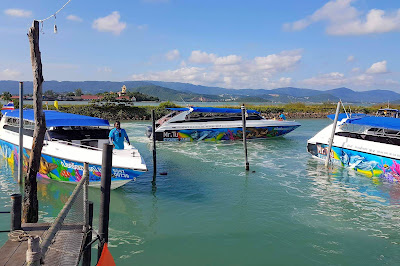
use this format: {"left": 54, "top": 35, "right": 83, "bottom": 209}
{"left": 146, "top": 126, "right": 152, "bottom": 138}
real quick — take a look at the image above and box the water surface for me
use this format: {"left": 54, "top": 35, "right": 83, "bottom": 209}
{"left": 1, "top": 119, "right": 400, "bottom": 265}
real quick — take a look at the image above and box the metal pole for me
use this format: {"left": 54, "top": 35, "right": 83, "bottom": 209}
{"left": 83, "top": 163, "right": 89, "bottom": 231}
{"left": 82, "top": 201, "right": 93, "bottom": 266}
{"left": 98, "top": 144, "right": 112, "bottom": 261}
{"left": 18, "top": 82, "right": 24, "bottom": 184}
{"left": 152, "top": 109, "right": 157, "bottom": 185}
{"left": 11, "top": 193, "right": 22, "bottom": 231}
{"left": 325, "top": 101, "right": 341, "bottom": 167}
{"left": 241, "top": 105, "right": 249, "bottom": 171}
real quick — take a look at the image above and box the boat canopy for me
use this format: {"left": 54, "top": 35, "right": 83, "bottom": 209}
{"left": 345, "top": 116, "right": 400, "bottom": 131}
{"left": 327, "top": 113, "right": 366, "bottom": 121}
{"left": 328, "top": 113, "right": 400, "bottom": 131}
{"left": 167, "top": 107, "right": 260, "bottom": 114}
{"left": 1, "top": 109, "right": 110, "bottom": 127}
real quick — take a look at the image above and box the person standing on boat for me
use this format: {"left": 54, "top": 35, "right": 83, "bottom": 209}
{"left": 109, "top": 121, "right": 130, "bottom": 149}
{"left": 279, "top": 112, "right": 286, "bottom": 121}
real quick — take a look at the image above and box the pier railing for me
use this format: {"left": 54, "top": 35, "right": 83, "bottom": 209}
{"left": 39, "top": 162, "right": 90, "bottom": 265}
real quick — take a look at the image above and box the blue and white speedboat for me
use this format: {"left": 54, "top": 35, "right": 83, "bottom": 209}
{"left": 147, "top": 107, "right": 300, "bottom": 141}
{"left": 0, "top": 109, "right": 147, "bottom": 189}
{"left": 307, "top": 110, "right": 400, "bottom": 182}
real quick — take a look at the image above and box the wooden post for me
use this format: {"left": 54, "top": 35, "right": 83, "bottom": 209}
{"left": 152, "top": 109, "right": 157, "bottom": 185}
{"left": 325, "top": 101, "right": 341, "bottom": 167}
{"left": 18, "top": 82, "right": 24, "bottom": 184}
{"left": 241, "top": 105, "right": 249, "bottom": 171}
{"left": 11, "top": 194, "right": 22, "bottom": 231}
{"left": 98, "top": 144, "right": 112, "bottom": 261}
{"left": 82, "top": 201, "right": 93, "bottom": 266}
{"left": 24, "top": 20, "right": 47, "bottom": 223}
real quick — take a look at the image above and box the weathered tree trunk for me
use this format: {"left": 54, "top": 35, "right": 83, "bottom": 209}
{"left": 23, "top": 20, "right": 46, "bottom": 223}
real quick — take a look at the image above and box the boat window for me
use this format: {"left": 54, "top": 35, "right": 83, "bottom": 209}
{"left": 335, "top": 131, "right": 400, "bottom": 146}
{"left": 3, "top": 125, "right": 34, "bottom": 137}
{"left": 5, "top": 117, "right": 35, "bottom": 129}
{"left": 171, "top": 112, "right": 263, "bottom": 123}
{"left": 48, "top": 127, "right": 110, "bottom": 142}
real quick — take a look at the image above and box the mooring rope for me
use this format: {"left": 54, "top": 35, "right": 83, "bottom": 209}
{"left": 8, "top": 230, "right": 31, "bottom": 242}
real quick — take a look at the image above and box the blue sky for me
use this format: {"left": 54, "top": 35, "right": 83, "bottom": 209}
{"left": 0, "top": 0, "right": 399, "bottom": 92}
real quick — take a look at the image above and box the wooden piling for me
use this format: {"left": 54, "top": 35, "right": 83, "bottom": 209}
{"left": 25, "top": 20, "right": 47, "bottom": 223}
{"left": 11, "top": 194, "right": 22, "bottom": 231}
{"left": 18, "top": 82, "right": 23, "bottom": 184}
{"left": 152, "top": 109, "right": 157, "bottom": 185}
{"left": 98, "top": 144, "right": 112, "bottom": 261}
{"left": 82, "top": 201, "right": 93, "bottom": 266}
{"left": 241, "top": 105, "right": 249, "bottom": 171}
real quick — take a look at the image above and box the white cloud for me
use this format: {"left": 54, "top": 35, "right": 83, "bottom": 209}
{"left": 0, "top": 69, "right": 21, "bottom": 80}
{"left": 132, "top": 49, "right": 303, "bottom": 89}
{"left": 97, "top": 67, "right": 112, "bottom": 73}
{"left": 366, "top": 60, "right": 388, "bottom": 74}
{"left": 351, "top": 67, "right": 360, "bottom": 73}
{"left": 92, "top": 11, "right": 126, "bottom": 35}
{"left": 189, "top": 51, "right": 217, "bottom": 64}
{"left": 4, "top": 9, "right": 32, "bottom": 18}
{"left": 347, "top": 55, "right": 355, "bottom": 62}
{"left": 284, "top": 0, "right": 400, "bottom": 35}
{"left": 214, "top": 55, "right": 242, "bottom": 65}
{"left": 302, "top": 72, "right": 346, "bottom": 87}
{"left": 165, "top": 49, "right": 180, "bottom": 61}
{"left": 67, "top": 15, "right": 83, "bottom": 22}
{"left": 137, "top": 24, "right": 148, "bottom": 30}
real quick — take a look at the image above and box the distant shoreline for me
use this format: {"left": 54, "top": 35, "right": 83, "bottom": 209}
{"left": 19, "top": 102, "right": 393, "bottom": 121}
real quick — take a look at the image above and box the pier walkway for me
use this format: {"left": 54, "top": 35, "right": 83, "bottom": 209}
{"left": 0, "top": 223, "right": 85, "bottom": 265}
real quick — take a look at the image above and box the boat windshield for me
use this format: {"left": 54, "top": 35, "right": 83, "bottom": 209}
{"left": 173, "top": 112, "right": 263, "bottom": 123}
{"left": 48, "top": 126, "right": 110, "bottom": 141}
{"left": 156, "top": 111, "right": 179, "bottom": 126}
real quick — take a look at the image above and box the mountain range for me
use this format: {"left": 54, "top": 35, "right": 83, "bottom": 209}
{"left": 0, "top": 80, "right": 399, "bottom": 104}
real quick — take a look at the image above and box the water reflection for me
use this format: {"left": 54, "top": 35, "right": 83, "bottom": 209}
{"left": 305, "top": 158, "right": 400, "bottom": 243}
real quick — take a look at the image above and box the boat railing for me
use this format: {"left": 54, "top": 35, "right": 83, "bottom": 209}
{"left": 50, "top": 138, "right": 103, "bottom": 151}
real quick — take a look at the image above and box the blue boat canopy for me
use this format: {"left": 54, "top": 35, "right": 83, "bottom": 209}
{"left": 327, "top": 113, "right": 400, "bottom": 131}
{"left": 345, "top": 116, "right": 400, "bottom": 131}
{"left": 167, "top": 107, "right": 259, "bottom": 114}
{"left": 1, "top": 109, "right": 110, "bottom": 127}
{"left": 327, "top": 113, "right": 366, "bottom": 121}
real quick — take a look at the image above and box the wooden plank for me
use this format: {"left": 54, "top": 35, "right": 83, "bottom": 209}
{"left": 0, "top": 223, "right": 85, "bottom": 266}
{"left": 1, "top": 223, "right": 49, "bottom": 266}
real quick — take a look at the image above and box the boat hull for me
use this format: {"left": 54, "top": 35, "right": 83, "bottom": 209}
{"left": 155, "top": 125, "right": 300, "bottom": 141}
{"left": 307, "top": 143, "right": 400, "bottom": 183}
{"left": 0, "top": 139, "right": 145, "bottom": 189}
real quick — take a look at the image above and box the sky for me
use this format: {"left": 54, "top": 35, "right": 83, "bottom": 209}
{"left": 0, "top": 0, "right": 399, "bottom": 92}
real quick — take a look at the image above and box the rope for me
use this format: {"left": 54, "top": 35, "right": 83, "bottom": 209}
{"left": 38, "top": 0, "right": 72, "bottom": 22}
{"left": 8, "top": 230, "right": 31, "bottom": 242}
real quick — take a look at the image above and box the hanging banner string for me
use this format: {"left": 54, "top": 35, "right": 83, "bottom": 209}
{"left": 38, "top": 0, "right": 72, "bottom": 22}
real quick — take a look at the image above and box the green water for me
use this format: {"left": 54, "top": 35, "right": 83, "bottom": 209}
{"left": 1, "top": 119, "right": 400, "bottom": 265}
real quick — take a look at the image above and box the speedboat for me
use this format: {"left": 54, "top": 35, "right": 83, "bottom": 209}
{"left": 0, "top": 109, "right": 147, "bottom": 189}
{"left": 146, "top": 107, "right": 300, "bottom": 141}
{"left": 307, "top": 109, "right": 400, "bottom": 182}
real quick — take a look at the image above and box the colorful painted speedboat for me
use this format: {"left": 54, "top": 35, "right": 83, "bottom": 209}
{"left": 0, "top": 110, "right": 147, "bottom": 189}
{"left": 307, "top": 111, "right": 400, "bottom": 182}
{"left": 146, "top": 107, "right": 300, "bottom": 141}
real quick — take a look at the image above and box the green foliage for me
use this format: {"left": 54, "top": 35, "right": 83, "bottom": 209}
{"left": 127, "top": 91, "right": 159, "bottom": 101}
{"left": 158, "top": 101, "right": 180, "bottom": 109}
{"left": 2, "top": 91, "right": 12, "bottom": 101}
{"left": 75, "top": 88, "right": 83, "bottom": 96}
{"left": 44, "top": 90, "right": 57, "bottom": 97}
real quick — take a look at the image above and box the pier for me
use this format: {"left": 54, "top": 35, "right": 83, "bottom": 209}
{"left": 0, "top": 223, "right": 84, "bottom": 265}
{"left": 0, "top": 163, "right": 93, "bottom": 265}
